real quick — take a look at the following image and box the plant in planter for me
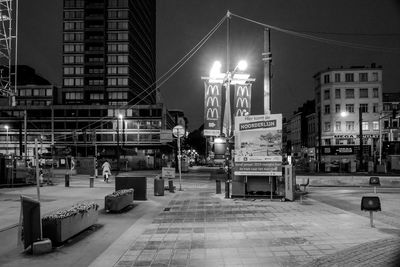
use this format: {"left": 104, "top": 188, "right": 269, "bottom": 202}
{"left": 42, "top": 201, "right": 99, "bottom": 244}
{"left": 105, "top": 188, "right": 134, "bottom": 212}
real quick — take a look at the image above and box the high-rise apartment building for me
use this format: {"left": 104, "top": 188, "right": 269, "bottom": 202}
{"left": 62, "top": 0, "right": 156, "bottom": 106}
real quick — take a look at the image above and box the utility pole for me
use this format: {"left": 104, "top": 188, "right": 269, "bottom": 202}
{"left": 359, "top": 106, "right": 363, "bottom": 171}
{"left": 262, "top": 28, "right": 272, "bottom": 114}
{"left": 24, "top": 110, "right": 27, "bottom": 160}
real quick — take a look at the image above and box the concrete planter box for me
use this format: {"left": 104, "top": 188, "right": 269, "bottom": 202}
{"left": 105, "top": 190, "right": 134, "bottom": 212}
{"left": 42, "top": 205, "right": 98, "bottom": 244}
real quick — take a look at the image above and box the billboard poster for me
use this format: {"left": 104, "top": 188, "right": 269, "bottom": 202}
{"left": 203, "top": 82, "right": 222, "bottom": 136}
{"left": 234, "top": 114, "right": 282, "bottom": 176}
{"left": 233, "top": 84, "right": 252, "bottom": 117}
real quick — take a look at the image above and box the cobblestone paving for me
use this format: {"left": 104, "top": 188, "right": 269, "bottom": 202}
{"left": 304, "top": 237, "right": 400, "bottom": 267}
{"left": 113, "top": 181, "right": 398, "bottom": 267}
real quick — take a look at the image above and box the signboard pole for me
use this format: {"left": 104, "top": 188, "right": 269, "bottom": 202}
{"left": 177, "top": 135, "right": 182, "bottom": 191}
{"left": 34, "top": 138, "right": 43, "bottom": 239}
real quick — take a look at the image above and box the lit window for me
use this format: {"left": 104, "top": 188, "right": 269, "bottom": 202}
{"left": 362, "top": 121, "right": 369, "bottom": 130}
{"left": 372, "top": 121, "right": 379, "bottom": 130}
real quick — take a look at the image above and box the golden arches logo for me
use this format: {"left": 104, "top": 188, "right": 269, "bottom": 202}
{"left": 236, "top": 97, "right": 249, "bottom": 108}
{"left": 206, "top": 84, "right": 219, "bottom": 95}
{"left": 206, "top": 96, "right": 219, "bottom": 107}
{"left": 206, "top": 108, "right": 219, "bottom": 120}
{"left": 236, "top": 85, "right": 249, "bottom": 96}
{"left": 236, "top": 109, "right": 248, "bottom": 116}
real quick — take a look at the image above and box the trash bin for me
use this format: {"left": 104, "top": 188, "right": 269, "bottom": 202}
{"left": 89, "top": 177, "right": 94, "bottom": 188}
{"left": 216, "top": 180, "right": 221, "bottom": 194}
{"left": 116, "top": 176, "right": 147, "bottom": 200}
{"left": 154, "top": 178, "right": 164, "bottom": 196}
{"left": 65, "top": 174, "right": 70, "bottom": 187}
{"left": 168, "top": 179, "right": 174, "bottom": 193}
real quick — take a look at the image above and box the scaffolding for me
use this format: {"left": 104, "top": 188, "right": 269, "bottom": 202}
{"left": 0, "top": 0, "right": 17, "bottom": 103}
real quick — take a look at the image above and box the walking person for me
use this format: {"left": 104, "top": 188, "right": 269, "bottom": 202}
{"left": 102, "top": 160, "right": 112, "bottom": 183}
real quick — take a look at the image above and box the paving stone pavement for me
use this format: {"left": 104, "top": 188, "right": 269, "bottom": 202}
{"left": 104, "top": 179, "right": 399, "bottom": 267}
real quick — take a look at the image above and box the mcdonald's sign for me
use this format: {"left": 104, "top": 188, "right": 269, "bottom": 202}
{"left": 206, "top": 96, "right": 219, "bottom": 107}
{"left": 234, "top": 84, "right": 252, "bottom": 117}
{"left": 204, "top": 81, "right": 222, "bottom": 136}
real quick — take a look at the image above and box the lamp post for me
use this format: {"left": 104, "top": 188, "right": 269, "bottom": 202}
{"left": 359, "top": 107, "right": 364, "bottom": 172}
{"left": 4, "top": 125, "right": 9, "bottom": 156}
{"left": 116, "top": 114, "right": 123, "bottom": 171}
{"left": 205, "top": 60, "right": 254, "bottom": 198}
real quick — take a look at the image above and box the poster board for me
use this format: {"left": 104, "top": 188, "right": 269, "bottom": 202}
{"left": 21, "top": 195, "right": 41, "bottom": 249}
{"left": 162, "top": 167, "right": 175, "bottom": 179}
{"left": 234, "top": 114, "right": 282, "bottom": 176}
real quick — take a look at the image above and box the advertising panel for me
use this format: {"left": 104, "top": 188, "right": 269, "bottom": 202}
{"left": 233, "top": 84, "right": 252, "bottom": 117}
{"left": 234, "top": 114, "right": 282, "bottom": 176}
{"left": 203, "top": 82, "right": 222, "bottom": 136}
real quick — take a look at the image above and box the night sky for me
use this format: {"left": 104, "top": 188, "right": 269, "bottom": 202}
{"left": 19, "top": 0, "right": 400, "bottom": 130}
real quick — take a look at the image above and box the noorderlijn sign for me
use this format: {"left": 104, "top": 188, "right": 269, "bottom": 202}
{"left": 234, "top": 114, "right": 282, "bottom": 176}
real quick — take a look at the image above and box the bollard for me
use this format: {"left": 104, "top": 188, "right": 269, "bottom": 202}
{"left": 225, "top": 180, "right": 230, "bottom": 198}
{"left": 65, "top": 174, "right": 70, "bottom": 187}
{"left": 216, "top": 180, "right": 221, "bottom": 194}
{"left": 168, "top": 179, "right": 174, "bottom": 193}
{"left": 89, "top": 177, "right": 94, "bottom": 188}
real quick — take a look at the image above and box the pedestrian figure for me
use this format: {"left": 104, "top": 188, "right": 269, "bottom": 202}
{"left": 102, "top": 160, "right": 112, "bottom": 183}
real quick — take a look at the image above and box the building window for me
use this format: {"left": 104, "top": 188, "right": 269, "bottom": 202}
{"left": 63, "top": 78, "right": 74, "bottom": 86}
{"left": 345, "top": 104, "right": 354, "bottom": 113}
{"left": 373, "top": 88, "right": 379, "bottom": 98}
{"left": 64, "top": 10, "right": 84, "bottom": 19}
{"left": 359, "top": 73, "right": 368, "bottom": 82}
{"left": 117, "top": 55, "right": 128, "bottom": 63}
{"left": 334, "top": 73, "right": 340, "bottom": 82}
{"left": 90, "top": 93, "right": 104, "bottom": 100}
{"left": 362, "top": 121, "right": 369, "bottom": 130}
{"left": 324, "top": 105, "right": 330, "bottom": 114}
{"left": 335, "top": 121, "right": 341, "bottom": 131}
{"left": 372, "top": 121, "right": 379, "bottom": 130}
{"left": 324, "top": 122, "right": 331, "bottom": 132}
{"left": 372, "top": 72, "right": 378, "bottom": 81}
{"left": 335, "top": 104, "right": 341, "bottom": 113}
{"left": 324, "top": 89, "right": 330, "bottom": 100}
{"left": 65, "top": 92, "right": 84, "bottom": 100}
{"left": 346, "top": 121, "right": 355, "bottom": 131}
{"left": 335, "top": 88, "right": 341, "bottom": 99}
{"left": 324, "top": 139, "right": 331, "bottom": 145}
{"left": 345, "top": 73, "right": 354, "bottom": 82}
{"left": 360, "top": 103, "right": 368, "bottom": 113}
{"left": 108, "top": 92, "right": 128, "bottom": 100}
{"left": 345, "top": 89, "right": 354, "bottom": 99}
{"left": 373, "top": 103, "right": 379, "bottom": 113}
{"left": 359, "top": 88, "right": 368, "bottom": 98}
{"left": 323, "top": 74, "right": 330, "bottom": 84}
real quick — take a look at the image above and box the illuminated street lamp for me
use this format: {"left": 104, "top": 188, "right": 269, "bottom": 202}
{"left": 4, "top": 125, "right": 9, "bottom": 155}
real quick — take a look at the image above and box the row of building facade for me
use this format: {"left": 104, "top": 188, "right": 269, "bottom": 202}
{"left": 283, "top": 64, "right": 399, "bottom": 172}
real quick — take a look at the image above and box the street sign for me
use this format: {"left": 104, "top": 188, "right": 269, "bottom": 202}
{"left": 162, "top": 167, "right": 175, "bottom": 179}
{"left": 172, "top": 125, "right": 185, "bottom": 138}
